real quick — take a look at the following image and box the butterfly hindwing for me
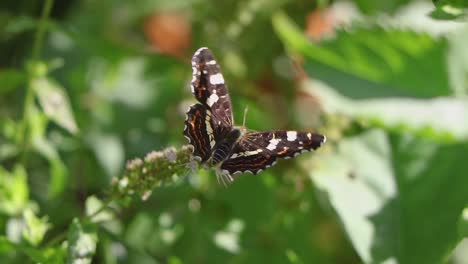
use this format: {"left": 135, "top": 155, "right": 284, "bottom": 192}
{"left": 183, "top": 104, "right": 215, "bottom": 162}
{"left": 191, "top": 47, "right": 234, "bottom": 137}
{"left": 220, "top": 138, "right": 276, "bottom": 175}
{"left": 220, "top": 131, "right": 326, "bottom": 176}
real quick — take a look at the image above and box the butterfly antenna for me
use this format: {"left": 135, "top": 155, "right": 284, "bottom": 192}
{"left": 242, "top": 105, "right": 249, "bottom": 128}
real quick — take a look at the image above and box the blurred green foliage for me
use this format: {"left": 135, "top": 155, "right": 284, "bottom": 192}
{"left": 1, "top": 0, "right": 468, "bottom": 263}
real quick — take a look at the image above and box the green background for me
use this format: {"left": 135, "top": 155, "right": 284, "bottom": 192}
{"left": 1, "top": 0, "right": 468, "bottom": 263}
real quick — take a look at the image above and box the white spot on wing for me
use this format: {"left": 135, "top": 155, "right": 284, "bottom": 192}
{"left": 287, "top": 131, "right": 297, "bottom": 141}
{"left": 206, "top": 60, "right": 217, "bottom": 65}
{"left": 230, "top": 149, "right": 263, "bottom": 159}
{"left": 207, "top": 93, "right": 219, "bottom": 107}
{"left": 194, "top": 47, "right": 208, "bottom": 56}
{"left": 266, "top": 138, "right": 281, "bottom": 151}
{"left": 210, "top": 73, "right": 224, "bottom": 85}
{"left": 307, "top": 133, "right": 312, "bottom": 140}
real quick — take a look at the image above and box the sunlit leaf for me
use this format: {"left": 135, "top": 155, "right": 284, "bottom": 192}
{"left": 32, "top": 77, "right": 78, "bottom": 134}
{"left": 302, "top": 79, "right": 468, "bottom": 141}
{"left": 273, "top": 12, "right": 450, "bottom": 98}
{"left": 22, "top": 209, "right": 50, "bottom": 246}
{"left": 431, "top": 0, "right": 468, "bottom": 20}
{"left": 447, "top": 24, "right": 468, "bottom": 97}
{"left": 85, "top": 196, "right": 114, "bottom": 223}
{"left": 67, "top": 218, "right": 98, "bottom": 264}
{"left": 311, "top": 129, "right": 468, "bottom": 263}
{"left": 0, "top": 165, "right": 29, "bottom": 215}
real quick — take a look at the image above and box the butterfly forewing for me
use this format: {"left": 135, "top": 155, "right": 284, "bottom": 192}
{"left": 220, "top": 131, "right": 326, "bottom": 176}
{"left": 191, "top": 47, "right": 234, "bottom": 134}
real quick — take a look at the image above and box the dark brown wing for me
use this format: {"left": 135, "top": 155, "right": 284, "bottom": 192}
{"left": 191, "top": 47, "right": 234, "bottom": 141}
{"left": 220, "top": 130, "right": 326, "bottom": 176}
{"left": 183, "top": 104, "right": 215, "bottom": 162}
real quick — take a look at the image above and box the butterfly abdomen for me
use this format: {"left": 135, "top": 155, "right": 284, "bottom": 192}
{"left": 211, "top": 129, "right": 241, "bottom": 165}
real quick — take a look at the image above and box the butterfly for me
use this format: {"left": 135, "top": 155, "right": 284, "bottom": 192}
{"left": 184, "top": 47, "right": 326, "bottom": 184}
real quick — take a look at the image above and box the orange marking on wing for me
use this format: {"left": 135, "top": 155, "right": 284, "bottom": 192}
{"left": 277, "top": 147, "right": 289, "bottom": 155}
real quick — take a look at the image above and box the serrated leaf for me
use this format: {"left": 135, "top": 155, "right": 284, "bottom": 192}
{"left": 67, "top": 218, "right": 98, "bottom": 264}
{"left": 303, "top": 80, "right": 468, "bottom": 141}
{"left": 32, "top": 77, "right": 78, "bottom": 134}
{"left": 311, "top": 129, "right": 468, "bottom": 263}
{"left": 273, "top": 12, "right": 450, "bottom": 98}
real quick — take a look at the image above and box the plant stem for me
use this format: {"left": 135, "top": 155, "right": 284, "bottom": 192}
{"left": 32, "top": 0, "right": 54, "bottom": 60}
{"left": 20, "top": 0, "right": 54, "bottom": 163}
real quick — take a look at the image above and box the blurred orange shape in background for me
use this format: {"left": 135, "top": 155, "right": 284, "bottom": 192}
{"left": 144, "top": 12, "right": 192, "bottom": 58}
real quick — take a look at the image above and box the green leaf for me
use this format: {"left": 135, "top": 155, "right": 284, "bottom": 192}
{"left": 0, "top": 165, "right": 29, "bottom": 215}
{"left": 3, "top": 15, "right": 37, "bottom": 35}
{"left": 447, "top": 24, "right": 468, "bottom": 97}
{"left": 31, "top": 77, "right": 79, "bottom": 134}
{"left": 0, "top": 69, "right": 25, "bottom": 94}
{"left": 311, "top": 129, "right": 468, "bottom": 263}
{"left": 67, "top": 218, "right": 98, "bottom": 264}
{"left": 21, "top": 245, "right": 66, "bottom": 264}
{"left": 22, "top": 208, "right": 50, "bottom": 246}
{"left": 272, "top": 12, "right": 450, "bottom": 98}
{"left": 353, "top": 0, "right": 412, "bottom": 15}
{"left": 85, "top": 196, "right": 114, "bottom": 223}
{"left": 302, "top": 80, "right": 468, "bottom": 142}
{"left": 431, "top": 0, "right": 468, "bottom": 20}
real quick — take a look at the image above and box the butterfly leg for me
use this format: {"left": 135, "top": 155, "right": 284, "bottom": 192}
{"left": 215, "top": 168, "right": 234, "bottom": 187}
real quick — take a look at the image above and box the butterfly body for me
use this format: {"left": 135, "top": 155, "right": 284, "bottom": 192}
{"left": 184, "top": 47, "right": 326, "bottom": 183}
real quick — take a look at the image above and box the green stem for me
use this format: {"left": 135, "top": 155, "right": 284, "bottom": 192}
{"left": 32, "top": 0, "right": 54, "bottom": 60}
{"left": 20, "top": 0, "right": 54, "bottom": 163}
